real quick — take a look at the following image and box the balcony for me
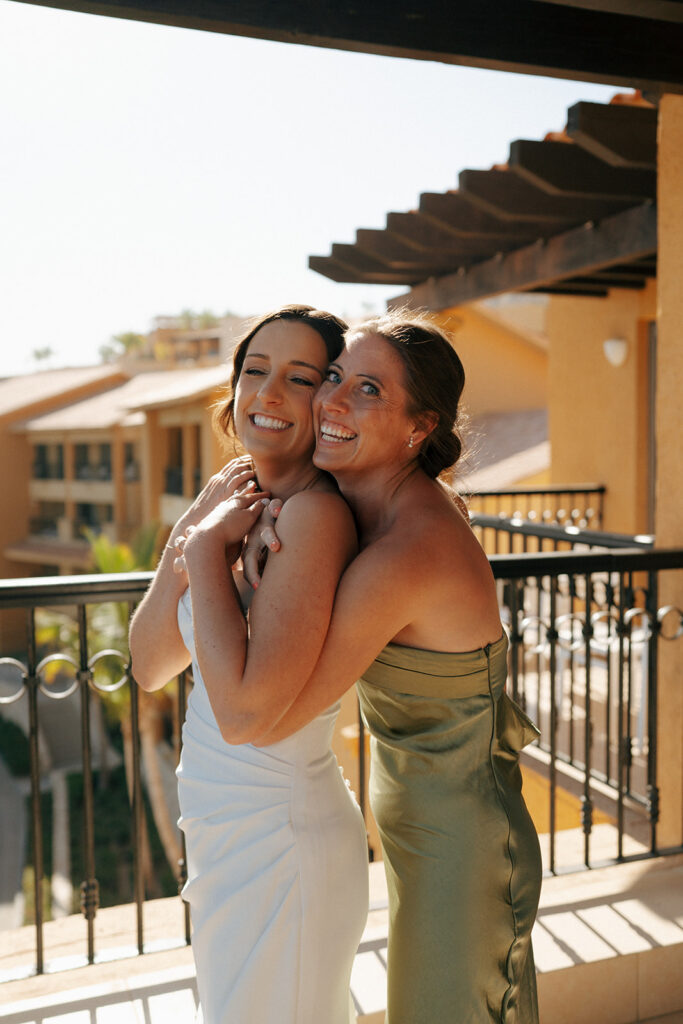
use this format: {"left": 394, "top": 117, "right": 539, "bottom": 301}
{"left": 0, "top": 508, "right": 682, "bottom": 1022}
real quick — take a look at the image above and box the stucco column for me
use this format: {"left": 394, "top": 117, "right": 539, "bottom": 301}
{"left": 141, "top": 411, "right": 163, "bottom": 524}
{"left": 111, "top": 430, "right": 125, "bottom": 541}
{"left": 655, "top": 93, "right": 683, "bottom": 848}
{"left": 181, "top": 423, "right": 196, "bottom": 499}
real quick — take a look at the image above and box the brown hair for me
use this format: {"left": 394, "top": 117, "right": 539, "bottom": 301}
{"left": 346, "top": 310, "right": 466, "bottom": 480}
{"left": 214, "top": 304, "right": 348, "bottom": 439}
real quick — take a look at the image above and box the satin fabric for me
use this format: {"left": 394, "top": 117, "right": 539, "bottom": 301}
{"left": 176, "top": 588, "right": 368, "bottom": 1024}
{"left": 357, "top": 633, "right": 541, "bottom": 1024}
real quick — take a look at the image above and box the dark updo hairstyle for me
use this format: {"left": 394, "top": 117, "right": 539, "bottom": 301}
{"left": 214, "top": 304, "right": 348, "bottom": 440}
{"left": 346, "top": 310, "right": 465, "bottom": 480}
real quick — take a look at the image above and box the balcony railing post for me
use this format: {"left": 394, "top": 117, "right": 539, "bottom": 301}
{"left": 508, "top": 580, "right": 522, "bottom": 705}
{"left": 582, "top": 573, "right": 594, "bottom": 868}
{"left": 129, "top": 676, "right": 145, "bottom": 954}
{"left": 617, "top": 572, "right": 627, "bottom": 860}
{"left": 25, "top": 607, "right": 44, "bottom": 975}
{"left": 77, "top": 605, "right": 99, "bottom": 962}
{"left": 547, "top": 576, "right": 559, "bottom": 874}
{"left": 175, "top": 664, "right": 191, "bottom": 945}
{"left": 646, "top": 570, "right": 660, "bottom": 855}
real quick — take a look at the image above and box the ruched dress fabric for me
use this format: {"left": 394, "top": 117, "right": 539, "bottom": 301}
{"left": 356, "top": 633, "right": 541, "bottom": 1024}
{"left": 176, "top": 588, "right": 369, "bottom": 1024}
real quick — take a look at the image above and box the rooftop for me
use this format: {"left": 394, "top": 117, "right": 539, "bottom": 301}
{"left": 15, "top": 366, "right": 230, "bottom": 434}
{"left": 0, "top": 367, "right": 124, "bottom": 421}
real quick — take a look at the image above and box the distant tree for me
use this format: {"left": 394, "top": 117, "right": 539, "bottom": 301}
{"left": 99, "top": 332, "right": 145, "bottom": 363}
{"left": 32, "top": 346, "right": 54, "bottom": 366}
{"left": 197, "top": 310, "right": 219, "bottom": 329}
{"left": 177, "top": 309, "right": 196, "bottom": 330}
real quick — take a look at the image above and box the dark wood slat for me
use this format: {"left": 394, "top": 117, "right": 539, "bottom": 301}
{"left": 418, "top": 192, "right": 547, "bottom": 242}
{"left": 307, "top": 256, "right": 366, "bottom": 284}
{"left": 509, "top": 138, "right": 657, "bottom": 198}
{"left": 459, "top": 168, "right": 630, "bottom": 222}
{"left": 538, "top": 1, "right": 683, "bottom": 25}
{"left": 567, "top": 101, "right": 658, "bottom": 168}
{"left": 556, "top": 273, "right": 647, "bottom": 290}
{"left": 390, "top": 202, "right": 656, "bottom": 309}
{"left": 529, "top": 283, "right": 610, "bottom": 296}
{"left": 322, "top": 245, "right": 423, "bottom": 284}
{"left": 354, "top": 228, "right": 464, "bottom": 274}
{"left": 591, "top": 259, "right": 657, "bottom": 279}
{"left": 12, "top": 1, "right": 683, "bottom": 93}
{"left": 385, "top": 211, "right": 493, "bottom": 254}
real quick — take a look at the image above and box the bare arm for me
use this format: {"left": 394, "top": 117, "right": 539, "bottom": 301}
{"left": 129, "top": 457, "right": 256, "bottom": 691}
{"left": 256, "top": 505, "right": 499, "bottom": 745}
{"left": 254, "top": 537, "right": 426, "bottom": 743}
{"left": 183, "top": 489, "right": 357, "bottom": 744}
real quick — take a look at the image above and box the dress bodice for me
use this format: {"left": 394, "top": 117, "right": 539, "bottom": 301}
{"left": 177, "top": 587, "right": 340, "bottom": 768}
{"left": 356, "top": 633, "right": 539, "bottom": 754}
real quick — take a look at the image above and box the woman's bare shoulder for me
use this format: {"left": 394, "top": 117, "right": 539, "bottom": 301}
{"left": 277, "top": 489, "right": 357, "bottom": 544}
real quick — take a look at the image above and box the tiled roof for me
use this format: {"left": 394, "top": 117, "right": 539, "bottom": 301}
{"left": 459, "top": 409, "right": 550, "bottom": 490}
{"left": 0, "top": 366, "right": 123, "bottom": 419}
{"left": 16, "top": 366, "right": 229, "bottom": 433}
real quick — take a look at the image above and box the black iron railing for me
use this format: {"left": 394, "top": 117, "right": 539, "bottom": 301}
{"left": 470, "top": 513, "right": 654, "bottom": 554}
{"left": 468, "top": 484, "right": 605, "bottom": 529}
{"left": 1, "top": 549, "right": 681, "bottom": 980}
{"left": 492, "top": 548, "right": 682, "bottom": 873}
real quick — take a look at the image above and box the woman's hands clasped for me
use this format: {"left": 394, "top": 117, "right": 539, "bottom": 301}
{"left": 168, "top": 457, "right": 270, "bottom": 576}
{"left": 172, "top": 479, "right": 271, "bottom": 574}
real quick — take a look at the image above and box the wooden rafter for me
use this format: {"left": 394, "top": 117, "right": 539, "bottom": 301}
{"left": 566, "top": 102, "right": 658, "bottom": 167}
{"left": 386, "top": 202, "right": 656, "bottom": 310}
{"left": 12, "top": 0, "right": 683, "bottom": 93}
{"left": 508, "top": 139, "right": 656, "bottom": 199}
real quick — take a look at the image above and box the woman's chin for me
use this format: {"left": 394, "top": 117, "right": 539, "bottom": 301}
{"left": 313, "top": 443, "right": 347, "bottom": 470}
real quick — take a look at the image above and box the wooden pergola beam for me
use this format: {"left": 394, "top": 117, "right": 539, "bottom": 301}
{"left": 567, "top": 101, "right": 658, "bottom": 167}
{"left": 458, "top": 168, "right": 630, "bottom": 223}
{"left": 389, "top": 202, "right": 656, "bottom": 310}
{"left": 417, "top": 193, "right": 543, "bottom": 243}
{"left": 12, "top": 0, "right": 683, "bottom": 94}
{"left": 508, "top": 139, "right": 656, "bottom": 199}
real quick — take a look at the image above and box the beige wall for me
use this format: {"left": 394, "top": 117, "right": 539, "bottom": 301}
{"left": 434, "top": 305, "right": 548, "bottom": 416}
{"left": 655, "top": 93, "right": 683, "bottom": 848}
{"left": 547, "top": 280, "right": 657, "bottom": 535}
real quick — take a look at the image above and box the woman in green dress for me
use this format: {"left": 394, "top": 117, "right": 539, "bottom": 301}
{"left": 179, "top": 311, "right": 542, "bottom": 1023}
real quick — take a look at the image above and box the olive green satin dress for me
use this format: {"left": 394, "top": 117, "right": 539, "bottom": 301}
{"left": 357, "top": 633, "right": 541, "bottom": 1024}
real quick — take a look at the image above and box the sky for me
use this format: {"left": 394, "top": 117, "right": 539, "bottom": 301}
{"left": 0, "top": 1, "right": 618, "bottom": 376}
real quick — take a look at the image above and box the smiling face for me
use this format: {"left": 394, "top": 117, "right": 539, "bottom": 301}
{"left": 313, "top": 331, "right": 421, "bottom": 478}
{"left": 233, "top": 319, "right": 330, "bottom": 465}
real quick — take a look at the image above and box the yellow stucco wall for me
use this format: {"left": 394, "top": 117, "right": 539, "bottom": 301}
{"left": 433, "top": 305, "right": 548, "bottom": 416}
{"left": 655, "top": 93, "right": 683, "bottom": 847}
{"left": 547, "top": 280, "right": 657, "bottom": 535}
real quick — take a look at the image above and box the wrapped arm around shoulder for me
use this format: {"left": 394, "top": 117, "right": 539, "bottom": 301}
{"left": 254, "top": 539, "right": 426, "bottom": 745}
{"left": 129, "top": 457, "right": 257, "bottom": 692}
{"left": 183, "top": 490, "right": 358, "bottom": 744}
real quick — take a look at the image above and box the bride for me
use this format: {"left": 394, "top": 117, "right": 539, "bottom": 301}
{"left": 129, "top": 305, "right": 369, "bottom": 1024}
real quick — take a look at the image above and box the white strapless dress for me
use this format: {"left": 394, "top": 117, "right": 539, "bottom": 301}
{"left": 176, "top": 588, "right": 369, "bottom": 1024}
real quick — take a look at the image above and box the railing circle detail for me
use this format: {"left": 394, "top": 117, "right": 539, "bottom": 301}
{"left": 0, "top": 657, "right": 28, "bottom": 703}
{"left": 88, "top": 649, "right": 129, "bottom": 693}
{"left": 36, "top": 653, "right": 80, "bottom": 699}
{"left": 657, "top": 605, "right": 683, "bottom": 640}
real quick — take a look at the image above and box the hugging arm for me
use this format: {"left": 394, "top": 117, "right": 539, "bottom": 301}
{"left": 129, "top": 457, "right": 256, "bottom": 691}
{"left": 254, "top": 537, "right": 426, "bottom": 744}
{"left": 182, "top": 489, "right": 358, "bottom": 744}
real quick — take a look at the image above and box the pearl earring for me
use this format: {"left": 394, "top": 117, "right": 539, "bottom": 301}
{"left": 408, "top": 436, "right": 415, "bottom": 448}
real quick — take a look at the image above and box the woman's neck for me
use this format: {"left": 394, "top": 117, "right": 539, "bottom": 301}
{"left": 334, "top": 461, "right": 420, "bottom": 545}
{"left": 251, "top": 455, "right": 322, "bottom": 503}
